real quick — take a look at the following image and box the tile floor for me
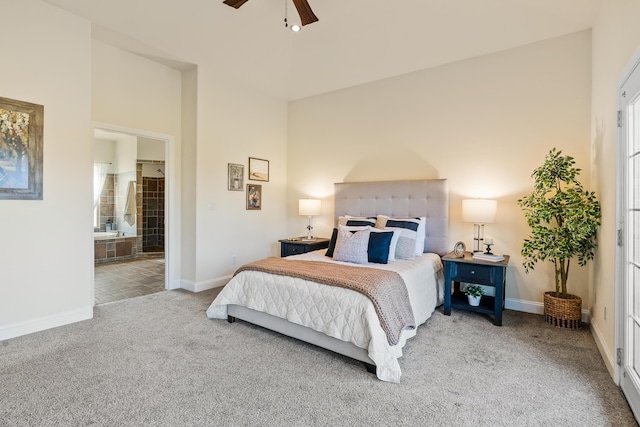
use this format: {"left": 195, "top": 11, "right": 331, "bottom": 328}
{"left": 94, "top": 257, "right": 165, "bottom": 304}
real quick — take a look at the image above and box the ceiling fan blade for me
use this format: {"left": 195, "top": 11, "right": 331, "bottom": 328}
{"left": 291, "top": 0, "right": 318, "bottom": 26}
{"left": 223, "top": 0, "right": 250, "bottom": 9}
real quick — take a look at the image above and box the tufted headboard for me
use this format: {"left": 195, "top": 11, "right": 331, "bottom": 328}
{"left": 334, "top": 179, "right": 449, "bottom": 256}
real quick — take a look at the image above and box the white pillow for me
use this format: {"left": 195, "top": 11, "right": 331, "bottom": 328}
{"left": 376, "top": 215, "right": 425, "bottom": 259}
{"left": 333, "top": 225, "right": 370, "bottom": 264}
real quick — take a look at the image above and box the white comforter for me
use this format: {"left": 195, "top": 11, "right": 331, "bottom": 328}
{"left": 206, "top": 251, "right": 444, "bottom": 382}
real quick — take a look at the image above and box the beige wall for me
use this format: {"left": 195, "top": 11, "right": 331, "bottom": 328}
{"left": 288, "top": 31, "right": 593, "bottom": 310}
{"left": 0, "top": 1, "right": 93, "bottom": 338}
{"left": 190, "top": 70, "right": 288, "bottom": 289}
{"left": 591, "top": 0, "right": 640, "bottom": 375}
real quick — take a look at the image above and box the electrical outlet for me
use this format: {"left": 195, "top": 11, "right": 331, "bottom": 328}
{"left": 231, "top": 255, "right": 237, "bottom": 265}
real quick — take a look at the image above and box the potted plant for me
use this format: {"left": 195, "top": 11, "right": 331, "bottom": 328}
{"left": 517, "top": 148, "right": 601, "bottom": 329}
{"left": 464, "top": 284, "right": 485, "bottom": 307}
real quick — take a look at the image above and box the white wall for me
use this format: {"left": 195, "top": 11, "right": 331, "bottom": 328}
{"left": 92, "top": 39, "right": 183, "bottom": 288}
{"left": 0, "top": 1, "right": 93, "bottom": 339}
{"left": 288, "top": 31, "right": 593, "bottom": 309}
{"left": 138, "top": 137, "right": 165, "bottom": 161}
{"left": 115, "top": 135, "right": 137, "bottom": 174}
{"left": 590, "top": 0, "right": 640, "bottom": 376}
{"left": 186, "top": 70, "right": 288, "bottom": 291}
{"left": 94, "top": 139, "right": 116, "bottom": 174}
{"left": 181, "top": 68, "right": 198, "bottom": 284}
{"left": 92, "top": 40, "right": 289, "bottom": 292}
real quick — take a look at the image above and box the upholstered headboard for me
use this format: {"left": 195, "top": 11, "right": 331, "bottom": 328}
{"left": 334, "top": 179, "right": 449, "bottom": 256}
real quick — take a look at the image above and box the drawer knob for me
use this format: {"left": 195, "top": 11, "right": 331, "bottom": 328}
{"left": 470, "top": 270, "right": 475, "bottom": 274}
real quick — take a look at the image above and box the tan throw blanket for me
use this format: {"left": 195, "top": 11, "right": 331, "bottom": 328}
{"left": 234, "top": 258, "right": 416, "bottom": 346}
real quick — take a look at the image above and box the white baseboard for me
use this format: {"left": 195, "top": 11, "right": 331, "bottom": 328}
{"left": 505, "top": 297, "right": 591, "bottom": 323}
{"left": 0, "top": 306, "right": 93, "bottom": 341}
{"left": 181, "top": 275, "right": 231, "bottom": 293}
{"left": 590, "top": 319, "right": 615, "bottom": 378}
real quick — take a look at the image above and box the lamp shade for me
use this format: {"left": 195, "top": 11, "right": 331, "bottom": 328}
{"left": 299, "top": 199, "right": 321, "bottom": 216}
{"left": 462, "top": 199, "right": 497, "bottom": 224}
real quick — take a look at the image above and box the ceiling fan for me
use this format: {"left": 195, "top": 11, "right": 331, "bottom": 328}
{"left": 222, "top": 0, "right": 319, "bottom": 26}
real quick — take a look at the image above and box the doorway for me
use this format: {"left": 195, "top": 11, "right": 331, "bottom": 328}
{"left": 92, "top": 122, "right": 178, "bottom": 305}
{"left": 617, "top": 52, "right": 640, "bottom": 418}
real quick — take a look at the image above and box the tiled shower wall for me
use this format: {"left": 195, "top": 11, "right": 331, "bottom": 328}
{"left": 142, "top": 176, "right": 165, "bottom": 252}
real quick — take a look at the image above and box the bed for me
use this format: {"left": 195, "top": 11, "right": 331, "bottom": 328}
{"left": 206, "top": 179, "right": 449, "bottom": 382}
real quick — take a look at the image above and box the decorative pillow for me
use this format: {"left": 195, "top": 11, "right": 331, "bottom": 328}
{"left": 325, "top": 228, "right": 339, "bottom": 257}
{"left": 326, "top": 224, "right": 370, "bottom": 257}
{"left": 333, "top": 225, "right": 370, "bottom": 264}
{"left": 367, "top": 230, "right": 394, "bottom": 264}
{"left": 376, "top": 215, "right": 425, "bottom": 259}
{"left": 369, "top": 227, "right": 400, "bottom": 262}
{"left": 338, "top": 215, "right": 377, "bottom": 228}
{"left": 327, "top": 226, "right": 395, "bottom": 263}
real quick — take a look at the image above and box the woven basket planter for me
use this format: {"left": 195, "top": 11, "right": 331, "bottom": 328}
{"left": 544, "top": 291, "right": 582, "bottom": 329}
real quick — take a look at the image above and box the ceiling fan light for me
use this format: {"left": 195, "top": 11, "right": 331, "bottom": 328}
{"left": 291, "top": 24, "right": 301, "bottom": 32}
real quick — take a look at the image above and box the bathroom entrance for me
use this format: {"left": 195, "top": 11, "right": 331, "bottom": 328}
{"left": 93, "top": 127, "right": 173, "bottom": 304}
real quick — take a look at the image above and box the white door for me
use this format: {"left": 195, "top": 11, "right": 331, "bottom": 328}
{"left": 619, "top": 55, "right": 640, "bottom": 419}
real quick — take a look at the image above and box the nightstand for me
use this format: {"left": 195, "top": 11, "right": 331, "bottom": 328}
{"left": 278, "top": 237, "right": 330, "bottom": 257}
{"left": 442, "top": 251, "right": 510, "bottom": 325}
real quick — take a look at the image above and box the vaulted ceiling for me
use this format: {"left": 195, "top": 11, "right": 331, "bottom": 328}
{"left": 44, "top": 0, "right": 602, "bottom": 100}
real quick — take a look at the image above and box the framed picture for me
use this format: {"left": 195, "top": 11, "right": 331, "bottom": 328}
{"left": 248, "top": 157, "right": 269, "bottom": 182}
{"left": 0, "top": 96, "right": 44, "bottom": 200}
{"left": 227, "top": 163, "right": 244, "bottom": 191}
{"left": 246, "top": 183, "right": 262, "bottom": 210}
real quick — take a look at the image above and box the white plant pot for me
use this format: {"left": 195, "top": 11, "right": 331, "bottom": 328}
{"left": 467, "top": 295, "right": 481, "bottom": 307}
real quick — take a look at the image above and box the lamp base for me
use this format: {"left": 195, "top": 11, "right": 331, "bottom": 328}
{"left": 472, "top": 223, "right": 485, "bottom": 252}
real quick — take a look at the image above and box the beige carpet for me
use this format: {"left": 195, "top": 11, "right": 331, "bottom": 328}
{"left": 1, "top": 288, "right": 637, "bottom": 426}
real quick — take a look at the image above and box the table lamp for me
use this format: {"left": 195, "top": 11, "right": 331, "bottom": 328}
{"left": 462, "top": 199, "right": 497, "bottom": 252}
{"left": 299, "top": 199, "right": 321, "bottom": 241}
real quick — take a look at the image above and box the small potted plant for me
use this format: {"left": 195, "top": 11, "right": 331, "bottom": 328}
{"left": 464, "top": 284, "right": 485, "bottom": 307}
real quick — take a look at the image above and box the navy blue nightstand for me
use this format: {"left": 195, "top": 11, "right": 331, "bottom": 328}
{"left": 443, "top": 251, "right": 510, "bottom": 325}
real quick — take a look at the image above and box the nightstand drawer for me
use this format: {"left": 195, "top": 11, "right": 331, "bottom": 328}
{"left": 279, "top": 238, "right": 330, "bottom": 257}
{"left": 282, "top": 244, "right": 305, "bottom": 257}
{"left": 455, "top": 263, "right": 493, "bottom": 283}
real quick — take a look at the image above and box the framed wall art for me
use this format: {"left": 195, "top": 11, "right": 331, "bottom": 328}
{"left": 248, "top": 157, "right": 269, "bottom": 182}
{"left": 227, "top": 163, "right": 244, "bottom": 191}
{"left": 246, "top": 183, "right": 262, "bottom": 210}
{"left": 0, "top": 96, "right": 44, "bottom": 200}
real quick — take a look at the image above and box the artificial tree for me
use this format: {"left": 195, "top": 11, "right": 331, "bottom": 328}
{"left": 517, "top": 148, "right": 601, "bottom": 300}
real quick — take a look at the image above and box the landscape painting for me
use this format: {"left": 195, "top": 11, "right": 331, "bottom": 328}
{"left": 0, "top": 96, "right": 43, "bottom": 200}
{"left": 248, "top": 157, "right": 269, "bottom": 182}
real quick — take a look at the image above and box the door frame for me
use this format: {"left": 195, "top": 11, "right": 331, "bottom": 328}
{"left": 616, "top": 47, "right": 640, "bottom": 418}
{"left": 92, "top": 121, "right": 181, "bottom": 295}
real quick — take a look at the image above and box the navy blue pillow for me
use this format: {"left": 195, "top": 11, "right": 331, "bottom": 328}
{"left": 325, "top": 228, "right": 338, "bottom": 257}
{"left": 367, "top": 231, "right": 393, "bottom": 264}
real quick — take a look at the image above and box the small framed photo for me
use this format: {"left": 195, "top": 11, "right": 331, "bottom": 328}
{"left": 246, "top": 183, "right": 262, "bottom": 210}
{"left": 227, "top": 163, "right": 244, "bottom": 191}
{"left": 248, "top": 157, "right": 269, "bottom": 182}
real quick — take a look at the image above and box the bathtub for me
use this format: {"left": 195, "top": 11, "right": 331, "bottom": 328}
{"left": 94, "top": 231, "right": 119, "bottom": 240}
{"left": 94, "top": 231, "right": 139, "bottom": 263}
